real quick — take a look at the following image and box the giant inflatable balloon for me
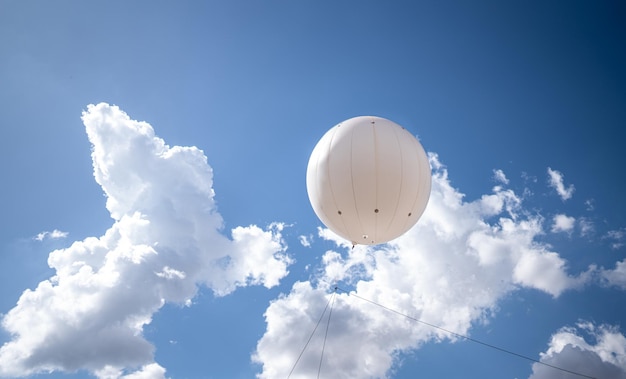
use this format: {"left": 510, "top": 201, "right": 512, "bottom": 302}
{"left": 306, "top": 116, "right": 431, "bottom": 245}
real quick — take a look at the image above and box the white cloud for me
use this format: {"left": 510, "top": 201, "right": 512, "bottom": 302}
{"left": 551, "top": 214, "right": 576, "bottom": 233}
{"left": 522, "top": 171, "right": 538, "bottom": 184}
{"left": 34, "top": 229, "right": 68, "bottom": 241}
{"left": 0, "top": 103, "right": 292, "bottom": 378}
{"left": 601, "top": 259, "right": 626, "bottom": 290}
{"left": 547, "top": 167, "right": 575, "bottom": 201}
{"left": 94, "top": 363, "right": 167, "bottom": 379}
{"left": 493, "top": 169, "right": 509, "bottom": 185}
{"left": 579, "top": 218, "right": 594, "bottom": 237}
{"left": 254, "top": 154, "right": 591, "bottom": 379}
{"left": 299, "top": 234, "right": 312, "bottom": 247}
{"left": 529, "top": 322, "right": 626, "bottom": 379}
{"left": 605, "top": 228, "right": 626, "bottom": 250}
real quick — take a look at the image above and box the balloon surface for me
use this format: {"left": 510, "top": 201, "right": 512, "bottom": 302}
{"left": 306, "top": 116, "right": 431, "bottom": 245}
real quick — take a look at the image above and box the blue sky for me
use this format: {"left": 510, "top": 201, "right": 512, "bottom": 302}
{"left": 1, "top": 1, "right": 625, "bottom": 378}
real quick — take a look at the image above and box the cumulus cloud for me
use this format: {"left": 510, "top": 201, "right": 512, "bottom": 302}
{"left": 529, "top": 322, "right": 626, "bottom": 379}
{"left": 601, "top": 259, "right": 626, "bottom": 290}
{"left": 547, "top": 168, "right": 575, "bottom": 201}
{"left": 0, "top": 103, "right": 292, "bottom": 378}
{"left": 551, "top": 214, "right": 576, "bottom": 233}
{"left": 34, "top": 229, "right": 68, "bottom": 241}
{"left": 254, "top": 155, "right": 591, "bottom": 379}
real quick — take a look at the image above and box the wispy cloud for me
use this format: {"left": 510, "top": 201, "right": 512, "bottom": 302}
{"left": 33, "top": 229, "right": 68, "bottom": 241}
{"left": 547, "top": 167, "right": 575, "bottom": 201}
{"left": 0, "top": 104, "right": 292, "bottom": 378}
{"left": 493, "top": 169, "right": 509, "bottom": 185}
{"left": 579, "top": 217, "right": 595, "bottom": 237}
{"left": 605, "top": 228, "right": 626, "bottom": 250}
{"left": 299, "top": 234, "right": 312, "bottom": 247}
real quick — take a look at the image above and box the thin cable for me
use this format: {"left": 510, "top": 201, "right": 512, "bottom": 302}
{"left": 287, "top": 292, "right": 334, "bottom": 379}
{"left": 317, "top": 289, "right": 337, "bottom": 379}
{"left": 335, "top": 286, "right": 598, "bottom": 379}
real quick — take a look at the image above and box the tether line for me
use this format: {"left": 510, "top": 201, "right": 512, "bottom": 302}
{"left": 334, "top": 285, "right": 598, "bottom": 379}
{"left": 318, "top": 289, "right": 337, "bottom": 379}
{"left": 287, "top": 289, "right": 335, "bottom": 379}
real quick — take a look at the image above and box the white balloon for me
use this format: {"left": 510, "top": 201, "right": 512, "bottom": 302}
{"left": 306, "top": 116, "right": 431, "bottom": 245}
